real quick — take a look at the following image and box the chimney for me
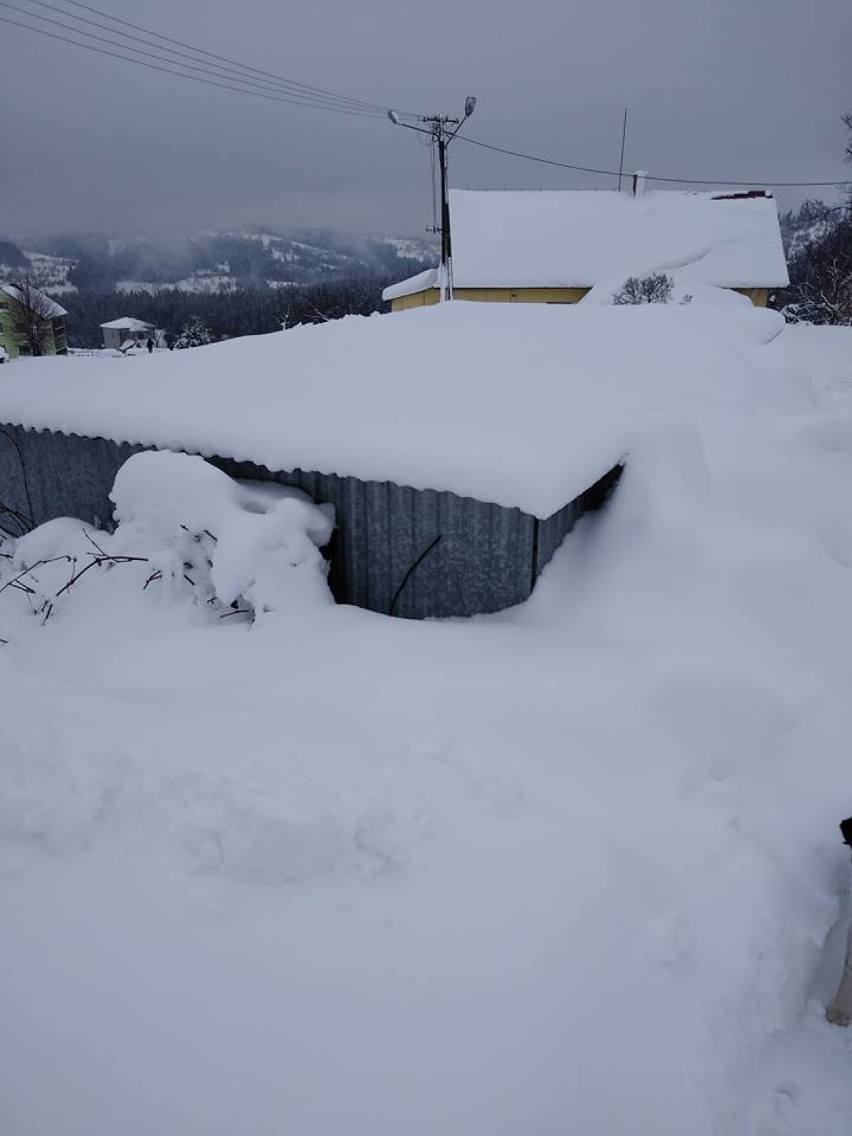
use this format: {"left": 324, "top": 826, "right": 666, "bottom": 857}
{"left": 631, "top": 170, "right": 648, "bottom": 198}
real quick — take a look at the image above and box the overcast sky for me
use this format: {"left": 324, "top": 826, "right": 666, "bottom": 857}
{"left": 2, "top": 0, "right": 850, "bottom": 239}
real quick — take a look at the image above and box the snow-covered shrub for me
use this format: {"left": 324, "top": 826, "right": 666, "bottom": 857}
{"left": 0, "top": 454, "right": 335, "bottom": 635}
{"left": 173, "top": 317, "right": 213, "bottom": 349}
{"left": 613, "top": 273, "right": 675, "bottom": 305}
{"left": 110, "top": 452, "right": 335, "bottom": 618}
{"left": 0, "top": 517, "right": 126, "bottom": 634}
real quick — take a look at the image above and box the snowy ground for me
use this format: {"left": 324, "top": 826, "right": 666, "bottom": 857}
{"left": 2, "top": 319, "right": 852, "bottom": 1134}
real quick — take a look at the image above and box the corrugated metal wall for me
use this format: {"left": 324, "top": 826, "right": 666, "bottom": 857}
{"left": 211, "top": 458, "right": 537, "bottom": 619}
{"left": 0, "top": 424, "right": 620, "bottom": 619}
{"left": 0, "top": 423, "right": 142, "bottom": 532}
{"left": 533, "top": 464, "right": 623, "bottom": 580}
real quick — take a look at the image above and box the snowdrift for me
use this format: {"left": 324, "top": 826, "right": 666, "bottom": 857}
{"left": 1, "top": 315, "right": 852, "bottom": 1135}
{"left": 0, "top": 301, "right": 795, "bottom": 517}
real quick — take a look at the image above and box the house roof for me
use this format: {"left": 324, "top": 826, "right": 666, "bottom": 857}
{"left": 383, "top": 267, "right": 440, "bottom": 302}
{"left": 0, "top": 302, "right": 795, "bottom": 520}
{"left": 383, "top": 188, "right": 789, "bottom": 301}
{"left": 101, "top": 318, "right": 154, "bottom": 331}
{"left": 0, "top": 284, "right": 67, "bottom": 318}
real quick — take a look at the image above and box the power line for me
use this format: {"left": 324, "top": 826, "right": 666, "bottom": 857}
{"left": 13, "top": 0, "right": 393, "bottom": 112}
{"left": 0, "top": 11, "right": 402, "bottom": 118}
{"left": 2, "top": 1, "right": 386, "bottom": 113}
{"left": 4, "top": 0, "right": 848, "bottom": 190}
{"left": 57, "top": 0, "right": 419, "bottom": 116}
{"left": 2, "top": 0, "right": 421, "bottom": 120}
{"left": 458, "top": 134, "right": 852, "bottom": 190}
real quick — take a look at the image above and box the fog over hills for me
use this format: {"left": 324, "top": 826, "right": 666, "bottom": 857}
{"left": 0, "top": 228, "right": 437, "bottom": 296}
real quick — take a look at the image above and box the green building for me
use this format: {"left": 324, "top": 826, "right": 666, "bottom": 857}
{"left": 0, "top": 283, "right": 68, "bottom": 360}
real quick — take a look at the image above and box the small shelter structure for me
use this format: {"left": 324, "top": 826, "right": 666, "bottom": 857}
{"left": 384, "top": 187, "right": 789, "bottom": 310}
{"left": 100, "top": 317, "right": 157, "bottom": 352}
{"left": 0, "top": 302, "right": 784, "bottom": 619}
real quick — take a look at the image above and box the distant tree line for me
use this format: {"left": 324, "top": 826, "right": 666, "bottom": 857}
{"left": 60, "top": 275, "right": 397, "bottom": 348}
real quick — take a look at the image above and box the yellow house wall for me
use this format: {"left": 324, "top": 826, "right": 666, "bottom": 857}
{"left": 392, "top": 288, "right": 441, "bottom": 311}
{"left": 391, "top": 286, "right": 589, "bottom": 311}
{"left": 456, "top": 287, "right": 591, "bottom": 304}
{"left": 390, "top": 284, "right": 772, "bottom": 312}
{"left": 732, "top": 288, "right": 769, "bottom": 307}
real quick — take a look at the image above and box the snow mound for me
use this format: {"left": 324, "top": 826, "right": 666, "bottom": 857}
{"left": 183, "top": 790, "right": 352, "bottom": 884}
{"left": 0, "top": 302, "right": 801, "bottom": 518}
{"left": 12, "top": 516, "right": 102, "bottom": 570}
{"left": 0, "top": 454, "right": 335, "bottom": 636}
{"left": 0, "top": 725, "right": 132, "bottom": 861}
{"left": 110, "top": 451, "right": 334, "bottom": 617}
{"left": 2, "top": 324, "right": 852, "bottom": 1135}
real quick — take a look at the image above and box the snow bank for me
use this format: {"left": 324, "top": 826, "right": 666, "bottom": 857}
{"left": 1, "top": 324, "right": 852, "bottom": 1136}
{"left": 11, "top": 516, "right": 101, "bottom": 571}
{"left": 0, "top": 302, "right": 796, "bottom": 518}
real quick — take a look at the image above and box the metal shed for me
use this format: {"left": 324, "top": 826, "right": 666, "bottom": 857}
{"left": 0, "top": 424, "right": 621, "bottom": 619}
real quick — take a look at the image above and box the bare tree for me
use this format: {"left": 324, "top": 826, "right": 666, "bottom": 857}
{"left": 613, "top": 273, "right": 675, "bottom": 305}
{"left": 782, "top": 219, "right": 852, "bottom": 325}
{"left": 842, "top": 111, "right": 852, "bottom": 216}
{"left": 775, "top": 117, "right": 852, "bottom": 325}
{"left": 3, "top": 276, "right": 63, "bottom": 357}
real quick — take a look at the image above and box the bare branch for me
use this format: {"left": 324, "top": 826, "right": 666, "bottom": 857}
{"left": 54, "top": 553, "right": 149, "bottom": 597}
{"left": 0, "top": 556, "right": 73, "bottom": 597}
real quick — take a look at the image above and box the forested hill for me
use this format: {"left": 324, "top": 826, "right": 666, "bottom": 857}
{"left": 59, "top": 276, "right": 402, "bottom": 348}
{"left": 1, "top": 228, "right": 436, "bottom": 295}
{"left": 0, "top": 227, "right": 437, "bottom": 347}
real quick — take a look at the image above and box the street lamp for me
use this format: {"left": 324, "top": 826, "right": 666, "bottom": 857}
{"left": 387, "top": 98, "right": 478, "bottom": 300}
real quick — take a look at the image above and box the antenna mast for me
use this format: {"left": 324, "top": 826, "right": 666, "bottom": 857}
{"left": 617, "top": 107, "right": 628, "bottom": 192}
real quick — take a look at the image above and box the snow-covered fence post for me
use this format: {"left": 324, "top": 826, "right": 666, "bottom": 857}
{"left": 826, "top": 817, "right": 852, "bottom": 1027}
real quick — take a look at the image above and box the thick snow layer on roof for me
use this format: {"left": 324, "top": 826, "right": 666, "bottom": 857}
{"left": 0, "top": 283, "right": 67, "bottom": 318}
{"left": 384, "top": 189, "right": 789, "bottom": 299}
{"left": 100, "top": 317, "right": 154, "bottom": 331}
{"left": 0, "top": 303, "right": 798, "bottom": 519}
{"left": 382, "top": 266, "right": 439, "bottom": 302}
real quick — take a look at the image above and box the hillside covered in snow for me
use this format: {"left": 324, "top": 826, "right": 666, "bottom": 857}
{"left": 1, "top": 229, "right": 437, "bottom": 296}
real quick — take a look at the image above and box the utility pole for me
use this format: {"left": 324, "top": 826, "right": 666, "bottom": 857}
{"left": 388, "top": 97, "right": 477, "bottom": 302}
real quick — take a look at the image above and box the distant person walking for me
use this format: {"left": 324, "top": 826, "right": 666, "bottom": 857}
{"left": 146, "top": 338, "right": 154, "bottom": 354}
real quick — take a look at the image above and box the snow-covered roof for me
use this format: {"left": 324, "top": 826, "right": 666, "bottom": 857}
{"left": 0, "top": 284, "right": 67, "bottom": 318}
{"left": 383, "top": 267, "right": 440, "bottom": 302}
{"left": 383, "top": 189, "right": 789, "bottom": 300}
{"left": 101, "top": 317, "right": 154, "bottom": 331}
{"left": 0, "top": 302, "right": 792, "bottom": 519}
